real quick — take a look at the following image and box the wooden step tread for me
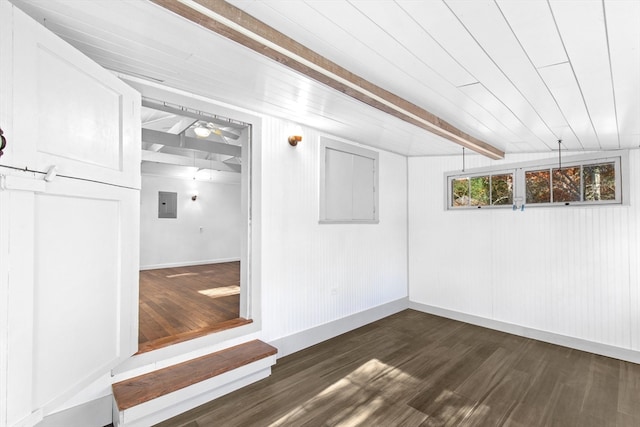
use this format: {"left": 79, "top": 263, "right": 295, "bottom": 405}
{"left": 113, "top": 340, "right": 277, "bottom": 411}
{"left": 137, "top": 318, "right": 253, "bottom": 354}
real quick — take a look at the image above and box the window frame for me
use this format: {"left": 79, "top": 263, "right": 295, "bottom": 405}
{"left": 445, "top": 151, "right": 628, "bottom": 210}
{"left": 319, "top": 136, "right": 379, "bottom": 224}
{"left": 523, "top": 157, "right": 621, "bottom": 206}
{"left": 449, "top": 170, "right": 515, "bottom": 209}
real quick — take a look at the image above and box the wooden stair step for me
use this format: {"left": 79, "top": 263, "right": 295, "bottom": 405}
{"left": 136, "top": 318, "right": 253, "bottom": 354}
{"left": 113, "top": 340, "right": 277, "bottom": 411}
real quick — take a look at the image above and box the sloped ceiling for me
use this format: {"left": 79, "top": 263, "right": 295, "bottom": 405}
{"left": 10, "top": 0, "right": 640, "bottom": 158}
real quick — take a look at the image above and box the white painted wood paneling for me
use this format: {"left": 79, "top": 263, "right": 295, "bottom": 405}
{"left": 446, "top": 0, "right": 567, "bottom": 141}
{"left": 139, "top": 175, "right": 241, "bottom": 269}
{"left": 1, "top": 4, "right": 140, "bottom": 425}
{"left": 605, "top": 0, "right": 640, "bottom": 148}
{"left": 9, "top": 0, "right": 640, "bottom": 157}
{"left": 32, "top": 181, "right": 139, "bottom": 410}
{"left": 549, "top": 0, "right": 618, "bottom": 150}
{"left": 495, "top": 0, "right": 567, "bottom": 69}
{"left": 538, "top": 62, "right": 597, "bottom": 149}
{"left": 8, "top": 3, "right": 140, "bottom": 188}
{"left": 260, "top": 117, "right": 408, "bottom": 342}
{"left": 409, "top": 149, "right": 640, "bottom": 352}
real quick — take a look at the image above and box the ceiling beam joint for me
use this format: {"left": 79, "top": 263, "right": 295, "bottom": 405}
{"left": 151, "top": 0, "right": 504, "bottom": 159}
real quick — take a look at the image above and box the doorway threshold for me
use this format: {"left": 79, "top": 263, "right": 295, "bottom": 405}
{"left": 136, "top": 317, "right": 253, "bottom": 354}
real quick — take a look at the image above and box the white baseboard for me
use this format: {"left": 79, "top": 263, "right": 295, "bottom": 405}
{"left": 269, "top": 297, "right": 409, "bottom": 359}
{"left": 410, "top": 301, "right": 640, "bottom": 364}
{"left": 140, "top": 258, "right": 240, "bottom": 270}
{"left": 36, "top": 395, "right": 111, "bottom": 427}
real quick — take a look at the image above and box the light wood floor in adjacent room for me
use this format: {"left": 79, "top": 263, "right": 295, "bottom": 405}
{"left": 156, "top": 309, "right": 640, "bottom": 427}
{"left": 138, "top": 262, "right": 248, "bottom": 353}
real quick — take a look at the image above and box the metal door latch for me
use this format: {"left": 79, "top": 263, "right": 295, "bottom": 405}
{"left": 0, "top": 127, "right": 6, "bottom": 158}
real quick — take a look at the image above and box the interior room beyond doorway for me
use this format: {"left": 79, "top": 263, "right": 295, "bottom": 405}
{"left": 138, "top": 262, "right": 251, "bottom": 353}
{"left": 138, "top": 97, "right": 252, "bottom": 353}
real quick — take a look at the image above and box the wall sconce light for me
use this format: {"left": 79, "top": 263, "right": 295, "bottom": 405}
{"left": 191, "top": 194, "right": 198, "bottom": 201}
{"left": 288, "top": 135, "right": 302, "bottom": 146}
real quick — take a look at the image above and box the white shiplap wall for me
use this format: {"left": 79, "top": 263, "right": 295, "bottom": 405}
{"left": 408, "top": 150, "right": 640, "bottom": 353}
{"left": 260, "top": 117, "right": 408, "bottom": 343}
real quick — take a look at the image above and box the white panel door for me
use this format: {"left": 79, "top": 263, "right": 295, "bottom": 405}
{"left": 0, "top": 2, "right": 140, "bottom": 426}
{"left": 5, "top": 1, "right": 140, "bottom": 189}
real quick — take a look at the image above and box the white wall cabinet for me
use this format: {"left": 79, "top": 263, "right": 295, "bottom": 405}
{"left": 0, "top": 2, "right": 140, "bottom": 426}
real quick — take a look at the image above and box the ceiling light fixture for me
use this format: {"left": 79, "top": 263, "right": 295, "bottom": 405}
{"left": 194, "top": 125, "right": 211, "bottom": 138}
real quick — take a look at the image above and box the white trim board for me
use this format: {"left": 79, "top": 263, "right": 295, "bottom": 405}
{"left": 269, "top": 297, "right": 408, "bottom": 359}
{"left": 35, "top": 395, "right": 111, "bottom": 427}
{"left": 139, "top": 258, "right": 240, "bottom": 271}
{"left": 410, "top": 302, "right": 640, "bottom": 364}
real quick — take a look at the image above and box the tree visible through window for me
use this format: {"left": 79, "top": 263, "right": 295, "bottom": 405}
{"left": 451, "top": 173, "right": 513, "bottom": 207}
{"left": 584, "top": 163, "right": 615, "bottom": 201}
{"left": 447, "top": 154, "right": 623, "bottom": 210}
{"left": 525, "top": 162, "right": 616, "bottom": 205}
{"left": 526, "top": 170, "right": 550, "bottom": 204}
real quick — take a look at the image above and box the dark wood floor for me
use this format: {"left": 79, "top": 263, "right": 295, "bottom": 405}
{"left": 156, "top": 309, "right": 640, "bottom": 427}
{"left": 138, "top": 262, "right": 244, "bottom": 353}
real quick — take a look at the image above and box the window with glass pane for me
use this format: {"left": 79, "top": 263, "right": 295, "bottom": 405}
{"left": 470, "top": 176, "right": 490, "bottom": 206}
{"left": 583, "top": 162, "right": 615, "bottom": 201}
{"left": 447, "top": 153, "right": 623, "bottom": 210}
{"left": 552, "top": 167, "right": 581, "bottom": 202}
{"left": 525, "top": 170, "right": 550, "bottom": 204}
{"left": 451, "top": 173, "right": 513, "bottom": 208}
{"left": 491, "top": 174, "right": 513, "bottom": 205}
{"left": 452, "top": 178, "right": 470, "bottom": 207}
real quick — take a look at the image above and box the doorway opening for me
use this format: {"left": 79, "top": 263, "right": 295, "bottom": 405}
{"left": 137, "top": 97, "right": 252, "bottom": 353}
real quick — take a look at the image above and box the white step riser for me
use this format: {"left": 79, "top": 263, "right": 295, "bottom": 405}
{"left": 114, "top": 355, "right": 276, "bottom": 427}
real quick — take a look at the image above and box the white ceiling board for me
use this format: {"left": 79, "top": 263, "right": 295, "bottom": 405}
{"left": 459, "top": 83, "right": 537, "bottom": 150}
{"left": 538, "top": 62, "right": 598, "bottom": 150}
{"left": 495, "top": 0, "right": 567, "bottom": 69}
{"left": 550, "top": 0, "right": 618, "bottom": 149}
{"left": 226, "top": 0, "right": 509, "bottom": 152}
{"left": 303, "top": 0, "right": 455, "bottom": 108}
{"left": 443, "top": 0, "right": 562, "bottom": 151}
{"left": 16, "top": 0, "right": 193, "bottom": 62}
{"left": 396, "top": 0, "right": 552, "bottom": 151}
{"left": 10, "top": 0, "right": 639, "bottom": 157}
{"left": 28, "top": 1, "right": 456, "bottom": 155}
{"left": 447, "top": 0, "right": 568, "bottom": 138}
{"left": 349, "top": 0, "right": 476, "bottom": 88}
{"left": 343, "top": 0, "right": 520, "bottom": 148}
{"left": 605, "top": 0, "right": 640, "bottom": 144}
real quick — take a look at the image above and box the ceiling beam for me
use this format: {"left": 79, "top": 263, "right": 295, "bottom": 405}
{"left": 142, "top": 128, "right": 242, "bottom": 157}
{"left": 151, "top": 0, "right": 504, "bottom": 159}
{"left": 142, "top": 150, "right": 241, "bottom": 173}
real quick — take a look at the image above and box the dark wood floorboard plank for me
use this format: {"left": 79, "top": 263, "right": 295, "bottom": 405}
{"left": 617, "top": 360, "right": 640, "bottom": 420}
{"left": 155, "top": 310, "right": 640, "bottom": 427}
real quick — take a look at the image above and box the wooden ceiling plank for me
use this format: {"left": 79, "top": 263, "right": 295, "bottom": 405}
{"left": 151, "top": 0, "right": 504, "bottom": 159}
